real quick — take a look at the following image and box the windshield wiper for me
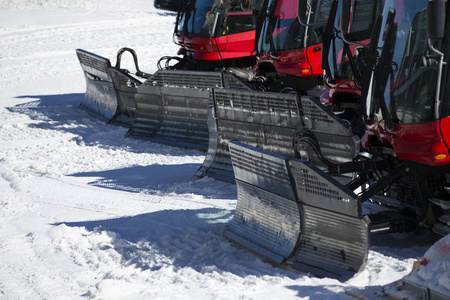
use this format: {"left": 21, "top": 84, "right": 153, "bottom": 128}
{"left": 343, "top": 37, "right": 362, "bottom": 85}
{"left": 266, "top": 0, "right": 278, "bottom": 56}
{"left": 372, "top": 8, "right": 399, "bottom": 131}
{"left": 181, "top": 0, "right": 197, "bottom": 38}
{"left": 321, "top": 0, "right": 338, "bottom": 83}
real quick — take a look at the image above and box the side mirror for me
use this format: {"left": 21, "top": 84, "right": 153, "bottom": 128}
{"left": 298, "top": 0, "right": 308, "bottom": 23}
{"left": 340, "top": 0, "right": 351, "bottom": 34}
{"left": 427, "top": 0, "right": 445, "bottom": 40}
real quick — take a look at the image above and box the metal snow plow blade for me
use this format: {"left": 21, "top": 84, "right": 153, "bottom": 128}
{"left": 197, "top": 92, "right": 359, "bottom": 182}
{"left": 224, "top": 141, "right": 370, "bottom": 280}
{"left": 196, "top": 88, "right": 301, "bottom": 182}
{"left": 297, "top": 96, "right": 360, "bottom": 165}
{"left": 128, "top": 70, "right": 253, "bottom": 151}
{"left": 395, "top": 277, "right": 450, "bottom": 300}
{"left": 76, "top": 49, "right": 145, "bottom": 125}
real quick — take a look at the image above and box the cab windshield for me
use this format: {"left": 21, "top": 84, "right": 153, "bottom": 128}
{"left": 323, "top": 0, "right": 382, "bottom": 82}
{"left": 177, "top": 0, "right": 216, "bottom": 38}
{"left": 256, "top": 0, "right": 332, "bottom": 55}
{"left": 370, "top": 0, "right": 445, "bottom": 124}
{"left": 177, "top": 0, "right": 258, "bottom": 38}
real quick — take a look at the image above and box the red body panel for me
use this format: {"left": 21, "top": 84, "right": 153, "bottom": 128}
{"left": 440, "top": 116, "right": 450, "bottom": 154}
{"left": 362, "top": 117, "right": 450, "bottom": 166}
{"left": 177, "top": 30, "right": 255, "bottom": 61}
{"left": 322, "top": 78, "right": 450, "bottom": 167}
{"left": 256, "top": 45, "right": 322, "bottom": 77}
{"left": 306, "top": 44, "right": 323, "bottom": 76}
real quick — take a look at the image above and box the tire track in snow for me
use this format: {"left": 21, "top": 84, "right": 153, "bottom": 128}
{"left": 0, "top": 11, "right": 178, "bottom": 88}
{"left": 0, "top": 174, "right": 81, "bottom": 298}
{"left": 0, "top": 219, "right": 92, "bottom": 299}
{"left": 0, "top": 17, "right": 160, "bottom": 49}
{"left": 0, "top": 11, "right": 176, "bottom": 57}
{"left": 47, "top": 174, "right": 235, "bottom": 215}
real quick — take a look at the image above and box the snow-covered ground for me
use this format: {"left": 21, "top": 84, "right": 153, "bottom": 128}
{"left": 0, "top": 1, "right": 445, "bottom": 299}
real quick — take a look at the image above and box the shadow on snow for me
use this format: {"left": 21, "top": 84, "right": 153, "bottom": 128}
{"left": 9, "top": 93, "right": 204, "bottom": 157}
{"left": 54, "top": 208, "right": 279, "bottom": 276}
{"left": 9, "top": 94, "right": 224, "bottom": 196}
{"left": 53, "top": 209, "right": 352, "bottom": 299}
{"left": 54, "top": 208, "right": 397, "bottom": 299}
{"left": 68, "top": 164, "right": 237, "bottom": 199}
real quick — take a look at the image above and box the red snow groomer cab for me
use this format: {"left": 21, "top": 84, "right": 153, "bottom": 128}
{"left": 253, "top": 0, "right": 332, "bottom": 92}
{"left": 174, "top": 0, "right": 261, "bottom": 70}
{"left": 361, "top": 0, "right": 450, "bottom": 170}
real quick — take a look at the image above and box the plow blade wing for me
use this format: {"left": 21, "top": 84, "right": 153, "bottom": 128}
{"left": 76, "top": 49, "right": 141, "bottom": 125}
{"left": 196, "top": 88, "right": 301, "bottom": 182}
{"left": 128, "top": 70, "right": 252, "bottom": 151}
{"left": 287, "top": 158, "right": 370, "bottom": 279}
{"left": 224, "top": 141, "right": 370, "bottom": 280}
{"left": 299, "top": 96, "right": 360, "bottom": 164}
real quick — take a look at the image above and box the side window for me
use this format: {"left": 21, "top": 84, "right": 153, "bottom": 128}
{"left": 223, "top": 14, "right": 255, "bottom": 35}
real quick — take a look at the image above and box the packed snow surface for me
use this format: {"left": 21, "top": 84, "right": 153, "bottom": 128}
{"left": 0, "top": 0, "right": 446, "bottom": 299}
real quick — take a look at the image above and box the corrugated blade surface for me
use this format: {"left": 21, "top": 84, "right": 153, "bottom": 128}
{"left": 287, "top": 159, "right": 369, "bottom": 279}
{"left": 198, "top": 89, "right": 301, "bottom": 182}
{"left": 129, "top": 70, "right": 223, "bottom": 150}
{"left": 224, "top": 141, "right": 301, "bottom": 263}
{"left": 299, "top": 96, "right": 360, "bottom": 163}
